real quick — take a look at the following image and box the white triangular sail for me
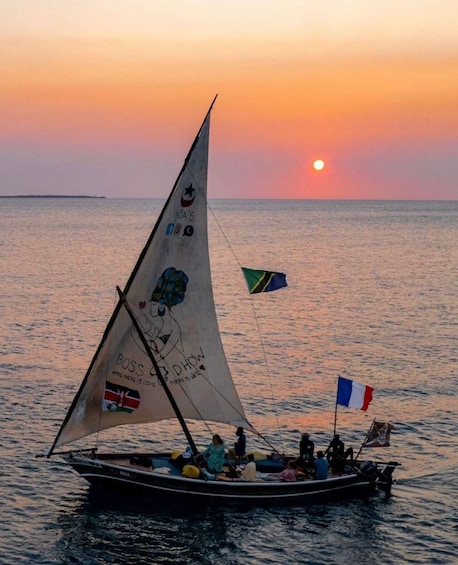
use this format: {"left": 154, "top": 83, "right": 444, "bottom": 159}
{"left": 50, "top": 101, "right": 250, "bottom": 452}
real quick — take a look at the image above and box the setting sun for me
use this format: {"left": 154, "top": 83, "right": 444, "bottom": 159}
{"left": 313, "top": 159, "right": 325, "bottom": 171}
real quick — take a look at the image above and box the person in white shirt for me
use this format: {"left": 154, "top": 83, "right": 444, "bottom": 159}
{"left": 240, "top": 453, "right": 257, "bottom": 481}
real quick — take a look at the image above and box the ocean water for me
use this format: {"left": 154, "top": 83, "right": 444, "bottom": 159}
{"left": 1, "top": 198, "right": 457, "bottom": 564}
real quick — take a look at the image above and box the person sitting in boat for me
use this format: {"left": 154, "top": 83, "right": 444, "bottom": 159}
{"left": 239, "top": 453, "right": 257, "bottom": 481}
{"left": 313, "top": 451, "right": 329, "bottom": 480}
{"left": 234, "top": 426, "right": 246, "bottom": 463}
{"left": 279, "top": 460, "right": 298, "bottom": 482}
{"left": 200, "top": 434, "right": 226, "bottom": 473}
{"left": 265, "top": 460, "right": 297, "bottom": 482}
{"left": 294, "top": 456, "right": 312, "bottom": 479}
{"left": 298, "top": 432, "right": 315, "bottom": 467}
{"left": 324, "top": 434, "right": 354, "bottom": 471}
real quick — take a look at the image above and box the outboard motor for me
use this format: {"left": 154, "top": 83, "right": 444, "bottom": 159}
{"left": 359, "top": 461, "right": 379, "bottom": 482}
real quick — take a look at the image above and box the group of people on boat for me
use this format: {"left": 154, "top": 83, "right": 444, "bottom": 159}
{"left": 173, "top": 426, "right": 355, "bottom": 482}
{"left": 294, "top": 431, "right": 355, "bottom": 477}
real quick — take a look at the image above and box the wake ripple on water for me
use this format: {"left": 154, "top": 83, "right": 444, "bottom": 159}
{"left": 2, "top": 482, "right": 451, "bottom": 565}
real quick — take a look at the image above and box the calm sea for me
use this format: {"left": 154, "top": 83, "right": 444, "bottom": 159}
{"left": 1, "top": 198, "right": 457, "bottom": 564}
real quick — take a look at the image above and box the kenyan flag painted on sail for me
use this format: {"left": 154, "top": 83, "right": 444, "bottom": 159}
{"left": 102, "top": 381, "right": 141, "bottom": 413}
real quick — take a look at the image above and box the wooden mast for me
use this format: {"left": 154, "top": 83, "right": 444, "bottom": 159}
{"left": 116, "top": 286, "right": 199, "bottom": 456}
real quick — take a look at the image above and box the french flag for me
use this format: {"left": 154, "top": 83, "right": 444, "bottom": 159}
{"left": 337, "top": 376, "right": 374, "bottom": 411}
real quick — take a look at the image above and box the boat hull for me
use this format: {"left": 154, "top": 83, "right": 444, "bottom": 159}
{"left": 64, "top": 451, "right": 382, "bottom": 504}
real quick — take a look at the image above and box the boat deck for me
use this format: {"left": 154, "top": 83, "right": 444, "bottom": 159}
{"left": 100, "top": 454, "right": 348, "bottom": 483}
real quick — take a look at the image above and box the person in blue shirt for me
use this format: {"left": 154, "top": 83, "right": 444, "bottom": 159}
{"left": 314, "top": 450, "right": 329, "bottom": 480}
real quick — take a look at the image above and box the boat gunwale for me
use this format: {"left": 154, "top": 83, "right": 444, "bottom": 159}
{"left": 65, "top": 451, "right": 371, "bottom": 491}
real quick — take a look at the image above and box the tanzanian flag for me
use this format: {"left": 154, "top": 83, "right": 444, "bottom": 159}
{"left": 242, "top": 268, "right": 287, "bottom": 294}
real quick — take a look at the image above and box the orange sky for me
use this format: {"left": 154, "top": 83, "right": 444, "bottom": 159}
{"left": 1, "top": 2, "right": 457, "bottom": 199}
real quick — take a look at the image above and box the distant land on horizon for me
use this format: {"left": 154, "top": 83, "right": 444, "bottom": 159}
{"left": 0, "top": 195, "right": 456, "bottom": 202}
{"left": 0, "top": 195, "right": 106, "bottom": 199}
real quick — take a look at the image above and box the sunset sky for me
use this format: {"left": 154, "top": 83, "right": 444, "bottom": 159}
{"left": 1, "top": 1, "right": 457, "bottom": 199}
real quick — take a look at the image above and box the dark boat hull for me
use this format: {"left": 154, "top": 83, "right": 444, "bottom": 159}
{"left": 64, "top": 451, "right": 390, "bottom": 503}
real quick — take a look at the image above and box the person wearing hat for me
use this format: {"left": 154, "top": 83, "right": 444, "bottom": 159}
{"left": 299, "top": 432, "right": 315, "bottom": 468}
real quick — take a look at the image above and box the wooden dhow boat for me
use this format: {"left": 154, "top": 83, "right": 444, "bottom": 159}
{"left": 45, "top": 97, "right": 398, "bottom": 503}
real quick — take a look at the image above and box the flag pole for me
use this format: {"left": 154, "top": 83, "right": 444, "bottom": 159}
{"left": 354, "top": 417, "right": 376, "bottom": 462}
{"left": 333, "top": 376, "right": 340, "bottom": 435}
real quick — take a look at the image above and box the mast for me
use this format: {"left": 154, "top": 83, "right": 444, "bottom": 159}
{"left": 116, "top": 287, "right": 199, "bottom": 455}
{"left": 333, "top": 377, "right": 339, "bottom": 436}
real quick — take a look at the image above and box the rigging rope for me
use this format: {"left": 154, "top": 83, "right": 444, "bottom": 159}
{"left": 204, "top": 197, "right": 286, "bottom": 456}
